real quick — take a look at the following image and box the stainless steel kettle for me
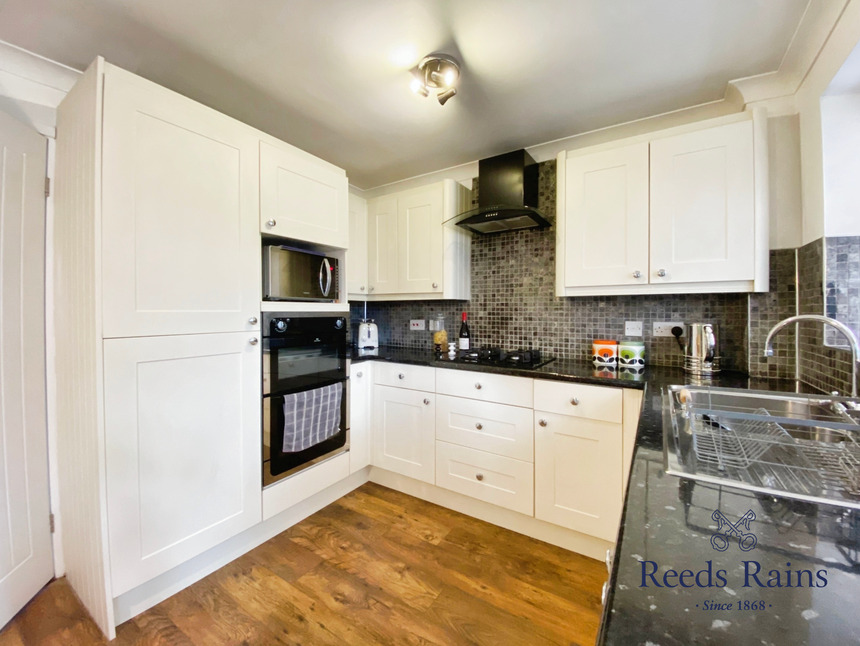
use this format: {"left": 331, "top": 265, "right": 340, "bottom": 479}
{"left": 684, "top": 323, "right": 720, "bottom": 375}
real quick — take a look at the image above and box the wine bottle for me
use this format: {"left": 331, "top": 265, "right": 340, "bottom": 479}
{"left": 458, "top": 311, "right": 471, "bottom": 350}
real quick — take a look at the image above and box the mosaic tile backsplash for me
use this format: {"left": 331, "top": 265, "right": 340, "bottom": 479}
{"left": 350, "top": 161, "right": 856, "bottom": 393}
{"left": 825, "top": 236, "right": 860, "bottom": 350}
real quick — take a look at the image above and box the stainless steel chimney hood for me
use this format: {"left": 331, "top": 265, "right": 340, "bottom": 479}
{"left": 446, "top": 149, "right": 550, "bottom": 235}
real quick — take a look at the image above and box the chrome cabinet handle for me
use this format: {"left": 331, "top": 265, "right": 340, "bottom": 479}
{"left": 423, "top": 398, "right": 430, "bottom": 405}
{"left": 605, "top": 549, "right": 613, "bottom": 574}
{"left": 632, "top": 270, "right": 642, "bottom": 279}
{"left": 369, "top": 286, "right": 375, "bottom": 292}
{"left": 474, "top": 383, "right": 482, "bottom": 390}
{"left": 475, "top": 473, "right": 484, "bottom": 481}
{"left": 398, "top": 373, "right": 405, "bottom": 380}
{"left": 538, "top": 419, "right": 547, "bottom": 427}
{"left": 601, "top": 581, "right": 609, "bottom": 606}
{"left": 657, "top": 269, "right": 667, "bottom": 278}
{"left": 570, "top": 397, "right": 580, "bottom": 406}
{"left": 475, "top": 423, "right": 483, "bottom": 430}
{"left": 266, "top": 219, "right": 276, "bottom": 227}
{"left": 360, "top": 285, "right": 365, "bottom": 291}
{"left": 248, "top": 316, "right": 258, "bottom": 325}
{"left": 249, "top": 337, "right": 259, "bottom": 346}
{"left": 432, "top": 282, "right": 438, "bottom": 289}
{"left": 356, "top": 371, "right": 363, "bottom": 378}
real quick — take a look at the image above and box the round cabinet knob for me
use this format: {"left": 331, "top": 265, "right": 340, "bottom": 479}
{"left": 632, "top": 270, "right": 642, "bottom": 279}
{"left": 356, "top": 371, "right": 363, "bottom": 378}
{"left": 266, "top": 219, "right": 276, "bottom": 228}
{"left": 360, "top": 285, "right": 365, "bottom": 291}
{"left": 248, "top": 316, "right": 258, "bottom": 325}
{"left": 475, "top": 473, "right": 484, "bottom": 482}
{"left": 423, "top": 398, "right": 430, "bottom": 405}
{"left": 398, "top": 373, "right": 405, "bottom": 380}
{"left": 432, "top": 282, "right": 438, "bottom": 289}
{"left": 369, "top": 286, "right": 375, "bottom": 292}
{"left": 538, "top": 419, "right": 548, "bottom": 427}
{"left": 474, "top": 383, "right": 482, "bottom": 390}
{"left": 570, "top": 397, "right": 580, "bottom": 406}
{"left": 657, "top": 269, "right": 667, "bottom": 278}
{"left": 249, "top": 337, "right": 259, "bottom": 346}
{"left": 475, "top": 423, "right": 483, "bottom": 430}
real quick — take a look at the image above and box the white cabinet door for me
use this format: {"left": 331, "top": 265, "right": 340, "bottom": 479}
{"left": 534, "top": 412, "right": 622, "bottom": 542}
{"left": 398, "top": 184, "right": 444, "bottom": 294}
{"left": 349, "top": 363, "right": 372, "bottom": 473}
{"left": 367, "top": 195, "right": 399, "bottom": 295}
{"left": 104, "top": 332, "right": 262, "bottom": 595}
{"left": 347, "top": 193, "right": 368, "bottom": 297}
{"left": 371, "top": 385, "right": 435, "bottom": 483}
{"left": 101, "top": 65, "right": 260, "bottom": 338}
{"left": 563, "top": 143, "right": 649, "bottom": 287}
{"left": 260, "top": 140, "right": 348, "bottom": 248}
{"left": 649, "top": 120, "right": 755, "bottom": 284}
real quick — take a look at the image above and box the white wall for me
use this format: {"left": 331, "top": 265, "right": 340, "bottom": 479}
{"left": 821, "top": 93, "right": 860, "bottom": 236}
{"left": 767, "top": 114, "right": 803, "bottom": 249}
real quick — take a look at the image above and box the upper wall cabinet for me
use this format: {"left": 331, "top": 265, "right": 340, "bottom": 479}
{"left": 101, "top": 66, "right": 261, "bottom": 338}
{"left": 363, "top": 179, "right": 472, "bottom": 300}
{"left": 347, "top": 193, "right": 369, "bottom": 296}
{"left": 556, "top": 112, "right": 768, "bottom": 296}
{"left": 260, "top": 140, "right": 348, "bottom": 249}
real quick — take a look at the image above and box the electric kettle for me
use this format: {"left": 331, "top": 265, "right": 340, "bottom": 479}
{"left": 358, "top": 319, "right": 379, "bottom": 349}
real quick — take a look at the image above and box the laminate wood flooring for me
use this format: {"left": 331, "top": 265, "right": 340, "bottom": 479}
{"left": 0, "top": 482, "right": 605, "bottom": 645}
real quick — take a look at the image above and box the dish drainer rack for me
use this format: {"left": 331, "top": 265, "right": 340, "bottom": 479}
{"left": 664, "top": 385, "right": 860, "bottom": 509}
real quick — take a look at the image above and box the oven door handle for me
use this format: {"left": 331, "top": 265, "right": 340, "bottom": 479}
{"left": 319, "top": 258, "right": 332, "bottom": 297}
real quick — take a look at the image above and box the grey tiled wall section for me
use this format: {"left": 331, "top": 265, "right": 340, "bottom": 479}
{"left": 797, "top": 239, "right": 854, "bottom": 395}
{"left": 825, "top": 236, "right": 860, "bottom": 349}
{"left": 352, "top": 160, "right": 749, "bottom": 370}
{"left": 747, "top": 249, "right": 797, "bottom": 380}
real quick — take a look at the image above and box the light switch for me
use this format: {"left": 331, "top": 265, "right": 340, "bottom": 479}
{"left": 625, "top": 321, "right": 643, "bottom": 336}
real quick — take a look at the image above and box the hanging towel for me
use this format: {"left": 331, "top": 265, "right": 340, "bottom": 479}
{"left": 282, "top": 382, "right": 343, "bottom": 453}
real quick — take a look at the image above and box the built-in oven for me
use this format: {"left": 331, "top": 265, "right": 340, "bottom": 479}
{"left": 262, "top": 311, "right": 349, "bottom": 486}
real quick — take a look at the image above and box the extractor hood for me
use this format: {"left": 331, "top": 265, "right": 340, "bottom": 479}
{"left": 447, "top": 149, "right": 550, "bottom": 235}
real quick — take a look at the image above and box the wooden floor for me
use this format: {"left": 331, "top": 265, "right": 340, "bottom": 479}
{"left": 0, "top": 483, "right": 605, "bottom": 646}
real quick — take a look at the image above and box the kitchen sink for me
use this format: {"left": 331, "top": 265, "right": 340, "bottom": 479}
{"left": 663, "top": 385, "right": 860, "bottom": 509}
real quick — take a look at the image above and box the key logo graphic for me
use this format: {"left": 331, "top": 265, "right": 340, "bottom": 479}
{"left": 710, "top": 509, "right": 757, "bottom": 552}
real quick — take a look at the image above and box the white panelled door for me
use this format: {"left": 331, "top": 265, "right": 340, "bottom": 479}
{"left": 0, "top": 109, "right": 52, "bottom": 629}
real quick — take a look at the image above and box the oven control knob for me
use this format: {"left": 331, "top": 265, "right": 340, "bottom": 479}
{"left": 274, "top": 320, "right": 287, "bottom": 333}
{"left": 335, "top": 319, "right": 344, "bottom": 329}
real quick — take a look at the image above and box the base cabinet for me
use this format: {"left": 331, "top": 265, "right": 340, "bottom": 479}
{"left": 349, "top": 364, "right": 372, "bottom": 473}
{"left": 534, "top": 412, "right": 623, "bottom": 542}
{"left": 371, "top": 385, "right": 435, "bottom": 483}
{"left": 103, "top": 332, "right": 261, "bottom": 595}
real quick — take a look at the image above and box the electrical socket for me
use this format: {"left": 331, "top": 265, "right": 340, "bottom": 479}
{"left": 624, "top": 321, "right": 643, "bottom": 336}
{"left": 409, "top": 319, "right": 426, "bottom": 331}
{"left": 653, "top": 322, "right": 684, "bottom": 337}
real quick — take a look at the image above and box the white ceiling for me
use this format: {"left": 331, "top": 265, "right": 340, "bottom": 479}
{"left": 0, "top": 0, "right": 820, "bottom": 188}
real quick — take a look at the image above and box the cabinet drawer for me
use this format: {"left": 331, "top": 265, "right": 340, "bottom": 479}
{"left": 436, "top": 368, "right": 533, "bottom": 408}
{"left": 533, "top": 380, "right": 622, "bottom": 423}
{"left": 435, "top": 441, "right": 534, "bottom": 516}
{"left": 436, "top": 395, "right": 533, "bottom": 461}
{"left": 374, "top": 362, "right": 435, "bottom": 391}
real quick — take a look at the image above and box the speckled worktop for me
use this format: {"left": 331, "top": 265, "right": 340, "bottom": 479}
{"left": 353, "top": 347, "right": 860, "bottom": 646}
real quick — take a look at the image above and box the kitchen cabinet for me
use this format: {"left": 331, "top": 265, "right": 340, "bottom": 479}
{"left": 371, "top": 362, "right": 435, "bottom": 483}
{"left": 347, "top": 193, "right": 368, "bottom": 297}
{"left": 366, "top": 179, "right": 472, "bottom": 300}
{"left": 534, "top": 380, "right": 624, "bottom": 542}
{"left": 101, "top": 64, "right": 261, "bottom": 338}
{"left": 260, "top": 140, "right": 349, "bottom": 249}
{"left": 103, "top": 332, "right": 261, "bottom": 595}
{"left": 556, "top": 112, "right": 768, "bottom": 296}
{"left": 348, "top": 363, "right": 372, "bottom": 473}
{"left": 435, "top": 394, "right": 534, "bottom": 461}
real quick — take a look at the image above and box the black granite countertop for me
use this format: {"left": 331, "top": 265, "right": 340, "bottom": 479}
{"left": 353, "top": 346, "right": 860, "bottom": 645}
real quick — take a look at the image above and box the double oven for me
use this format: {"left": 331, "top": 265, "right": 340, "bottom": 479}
{"left": 262, "top": 311, "right": 349, "bottom": 486}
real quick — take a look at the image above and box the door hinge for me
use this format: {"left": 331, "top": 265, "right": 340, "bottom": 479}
{"left": 49, "top": 513, "right": 55, "bottom": 534}
{"left": 44, "top": 177, "right": 51, "bottom": 197}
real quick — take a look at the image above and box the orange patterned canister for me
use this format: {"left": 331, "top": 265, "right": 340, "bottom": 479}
{"left": 592, "top": 339, "right": 619, "bottom": 366}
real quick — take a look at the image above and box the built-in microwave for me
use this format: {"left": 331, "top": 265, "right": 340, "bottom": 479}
{"left": 263, "top": 244, "right": 339, "bottom": 302}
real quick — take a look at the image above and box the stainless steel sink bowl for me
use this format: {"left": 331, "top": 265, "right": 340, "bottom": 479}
{"left": 663, "top": 385, "right": 860, "bottom": 509}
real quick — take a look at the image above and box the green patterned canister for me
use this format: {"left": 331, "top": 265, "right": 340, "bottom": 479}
{"left": 618, "top": 341, "right": 646, "bottom": 367}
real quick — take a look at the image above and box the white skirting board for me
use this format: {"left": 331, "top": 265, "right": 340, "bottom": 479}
{"left": 368, "top": 467, "right": 613, "bottom": 561}
{"left": 112, "top": 468, "right": 370, "bottom": 625}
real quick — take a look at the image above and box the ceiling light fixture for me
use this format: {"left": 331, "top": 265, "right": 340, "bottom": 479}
{"left": 410, "top": 53, "right": 460, "bottom": 105}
